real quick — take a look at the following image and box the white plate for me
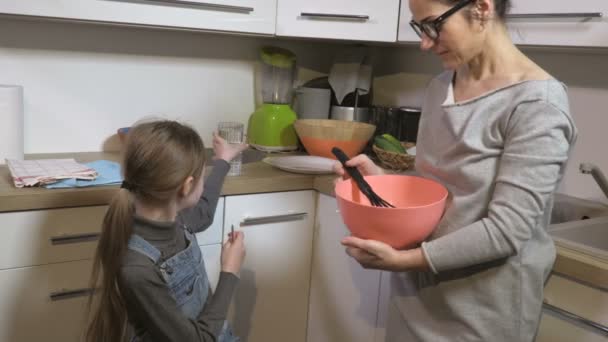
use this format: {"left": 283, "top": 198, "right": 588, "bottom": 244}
{"left": 263, "top": 156, "right": 336, "bottom": 175}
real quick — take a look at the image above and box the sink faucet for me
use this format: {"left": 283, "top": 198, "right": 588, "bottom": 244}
{"left": 580, "top": 163, "right": 608, "bottom": 201}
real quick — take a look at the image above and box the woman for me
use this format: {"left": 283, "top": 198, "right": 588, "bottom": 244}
{"left": 335, "top": 0, "right": 577, "bottom": 341}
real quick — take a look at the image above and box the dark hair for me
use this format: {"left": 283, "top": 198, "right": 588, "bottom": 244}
{"left": 442, "top": 0, "right": 511, "bottom": 21}
{"left": 85, "top": 120, "right": 206, "bottom": 342}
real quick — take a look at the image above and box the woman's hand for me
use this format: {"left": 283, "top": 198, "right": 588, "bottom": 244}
{"left": 213, "top": 132, "right": 249, "bottom": 162}
{"left": 221, "top": 231, "right": 246, "bottom": 275}
{"left": 341, "top": 236, "right": 430, "bottom": 272}
{"left": 332, "top": 154, "right": 385, "bottom": 179}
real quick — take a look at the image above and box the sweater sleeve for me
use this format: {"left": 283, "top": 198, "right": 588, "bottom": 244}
{"left": 179, "top": 159, "right": 230, "bottom": 233}
{"left": 119, "top": 261, "right": 239, "bottom": 342}
{"left": 421, "top": 100, "right": 576, "bottom": 273}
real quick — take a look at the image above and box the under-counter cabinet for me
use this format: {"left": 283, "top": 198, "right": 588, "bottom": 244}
{"left": 224, "top": 190, "right": 315, "bottom": 342}
{"left": 0, "top": 205, "right": 107, "bottom": 342}
{"left": 196, "top": 197, "right": 226, "bottom": 291}
{"left": 276, "top": 0, "right": 401, "bottom": 42}
{"left": 0, "top": 0, "right": 277, "bottom": 35}
{"left": 307, "top": 193, "right": 383, "bottom": 342}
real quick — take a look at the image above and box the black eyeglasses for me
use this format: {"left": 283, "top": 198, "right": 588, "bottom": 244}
{"left": 410, "top": 0, "right": 475, "bottom": 40}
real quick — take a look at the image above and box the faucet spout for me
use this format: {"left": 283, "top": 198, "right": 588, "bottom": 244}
{"left": 580, "top": 163, "right": 608, "bottom": 201}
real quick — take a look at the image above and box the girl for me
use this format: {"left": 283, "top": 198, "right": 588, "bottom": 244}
{"left": 85, "top": 120, "right": 247, "bottom": 342}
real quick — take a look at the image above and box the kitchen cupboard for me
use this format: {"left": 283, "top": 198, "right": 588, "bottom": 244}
{"left": 0, "top": 0, "right": 277, "bottom": 35}
{"left": 397, "top": 1, "right": 419, "bottom": 43}
{"left": 224, "top": 190, "right": 315, "bottom": 342}
{"left": 307, "top": 193, "right": 383, "bottom": 342}
{"left": 196, "top": 197, "right": 225, "bottom": 291}
{"left": 537, "top": 274, "right": 608, "bottom": 341}
{"left": 276, "top": 0, "right": 401, "bottom": 42}
{"left": 507, "top": 0, "right": 608, "bottom": 48}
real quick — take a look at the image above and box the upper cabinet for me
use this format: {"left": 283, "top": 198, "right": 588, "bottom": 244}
{"left": 0, "top": 0, "right": 277, "bottom": 35}
{"left": 276, "top": 0, "right": 400, "bottom": 42}
{"left": 507, "top": 0, "right": 608, "bottom": 47}
{"left": 397, "top": 1, "right": 419, "bottom": 43}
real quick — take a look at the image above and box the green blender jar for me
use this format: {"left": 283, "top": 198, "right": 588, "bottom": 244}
{"left": 248, "top": 46, "right": 299, "bottom": 152}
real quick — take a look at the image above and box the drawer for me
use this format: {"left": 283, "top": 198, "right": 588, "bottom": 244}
{"left": 195, "top": 197, "right": 224, "bottom": 246}
{"left": 0, "top": 206, "right": 107, "bottom": 269}
{"left": 276, "top": 0, "right": 400, "bottom": 42}
{"left": 0, "top": 259, "right": 93, "bottom": 342}
{"left": 544, "top": 274, "right": 608, "bottom": 327}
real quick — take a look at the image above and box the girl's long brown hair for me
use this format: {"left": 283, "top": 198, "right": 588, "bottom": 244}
{"left": 85, "top": 120, "right": 206, "bottom": 342}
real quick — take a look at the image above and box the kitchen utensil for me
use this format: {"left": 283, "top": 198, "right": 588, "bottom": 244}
{"left": 230, "top": 224, "right": 235, "bottom": 242}
{"left": 335, "top": 174, "right": 448, "bottom": 249}
{"left": 248, "top": 46, "right": 299, "bottom": 152}
{"left": 293, "top": 119, "right": 375, "bottom": 159}
{"left": 330, "top": 106, "right": 370, "bottom": 122}
{"left": 218, "top": 121, "right": 244, "bottom": 176}
{"left": 294, "top": 87, "right": 331, "bottom": 120}
{"left": 399, "top": 106, "right": 421, "bottom": 142}
{"left": 332, "top": 147, "right": 395, "bottom": 208}
{"left": 263, "top": 155, "right": 335, "bottom": 175}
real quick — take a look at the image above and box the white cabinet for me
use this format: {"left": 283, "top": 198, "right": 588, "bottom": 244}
{"left": 307, "top": 193, "right": 383, "bottom": 342}
{"left": 195, "top": 197, "right": 225, "bottom": 246}
{"left": 397, "top": 1, "right": 420, "bottom": 43}
{"left": 224, "top": 190, "right": 315, "bottom": 342}
{"left": 507, "top": 1, "right": 608, "bottom": 47}
{"left": 276, "top": 0, "right": 400, "bottom": 42}
{"left": 201, "top": 244, "right": 222, "bottom": 292}
{"left": 537, "top": 274, "right": 608, "bottom": 341}
{"left": 0, "top": 0, "right": 277, "bottom": 35}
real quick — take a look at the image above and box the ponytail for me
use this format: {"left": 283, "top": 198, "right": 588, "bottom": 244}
{"left": 85, "top": 188, "right": 134, "bottom": 342}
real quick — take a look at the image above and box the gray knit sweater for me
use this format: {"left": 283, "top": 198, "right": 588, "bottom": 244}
{"left": 389, "top": 71, "right": 577, "bottom": 342}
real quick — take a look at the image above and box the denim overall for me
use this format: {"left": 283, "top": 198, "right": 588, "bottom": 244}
{"left": 128, "top": 226, "right": 238, "bottom": 342}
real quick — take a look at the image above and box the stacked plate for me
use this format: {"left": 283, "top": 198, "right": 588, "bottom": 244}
{"left": 263, "top": 156, "right": 336, "bottom": 175}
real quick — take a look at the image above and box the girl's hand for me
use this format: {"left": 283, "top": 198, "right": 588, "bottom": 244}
{"left": 221, "top": 231, "right": 246, "bottom": 275}
{"left": 332, "top": 154, "right": 384, "bottom": 180}
{"left": 341, "top": 236, "right": 429, "bottom": 272}
{"left": 213, "top": 132, "right": 249, "bottom": 162}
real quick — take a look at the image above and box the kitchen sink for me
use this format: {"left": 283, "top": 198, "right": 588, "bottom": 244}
{"left": 549, "top": 193, "right": 608, "bottom": 260}
{"left": 550, "top": 193, "right": 608, "bottom": 224}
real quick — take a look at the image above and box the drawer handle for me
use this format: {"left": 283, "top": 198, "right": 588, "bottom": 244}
{"left": 241, "top": 212, "right": 308, "bottom": 227}
{"left": 300, "top": 13, "right": 370, "bottom": 21}
{"left": 50, "top": 232, "right": 101, "bottom": 245}
{"left": 50, "top": 288, "right": 95, "bottom": 301}
{"left": 144, "top": 0, "right": 254, "bottom": 13}
{"left": 507, "top": 12, "right": 603, "bottom": 19}
{"left": 543, "top": 302, "right": 608, "bottom": 336}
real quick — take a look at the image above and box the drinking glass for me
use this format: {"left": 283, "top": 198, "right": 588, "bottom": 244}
{"left": 217, "top": 122, "right": 244, "bottom": 176}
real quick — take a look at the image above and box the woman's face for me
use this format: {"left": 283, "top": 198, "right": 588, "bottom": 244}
{"left": 409, "top": 0, "right": 483, "bottom": 70}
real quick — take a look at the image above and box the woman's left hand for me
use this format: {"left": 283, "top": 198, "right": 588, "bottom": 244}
{"left": 341, "top": 236, "right": 430, "bottom": 272}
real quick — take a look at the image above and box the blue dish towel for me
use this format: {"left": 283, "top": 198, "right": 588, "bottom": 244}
{"left": 45, "top": 160, "right": 123, "bottom": 189}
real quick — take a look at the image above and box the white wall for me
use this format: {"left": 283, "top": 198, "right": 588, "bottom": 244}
{"left": 0, "top": 17, "right": 338, "bottom": 153}
{"left": 372, "top": 45, "right": 608, "bottom": 202}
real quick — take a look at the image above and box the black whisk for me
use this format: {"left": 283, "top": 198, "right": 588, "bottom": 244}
{"left": 332, "top": 147, "right": 395, "bottom": 208}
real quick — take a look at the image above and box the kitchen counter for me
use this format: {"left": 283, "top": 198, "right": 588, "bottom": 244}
{"left": 0, "top": 151, "right": 336, "bottom": 212}
{"left": 0, "top": 151, "right": 605, "bottom": 289}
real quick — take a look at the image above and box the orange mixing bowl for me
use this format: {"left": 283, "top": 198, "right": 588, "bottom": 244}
{"left": 294, "top": 119, "right": 375, "bottom": 159}
{"left": 335, "top": 175, "right": 448, "bottom": 249}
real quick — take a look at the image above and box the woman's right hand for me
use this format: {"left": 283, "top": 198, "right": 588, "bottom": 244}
{"left": 221, "top": 231, "right": 246, "bottom": 275}
{"left": 332, "top": 154, "right": 385, "bottom": 179}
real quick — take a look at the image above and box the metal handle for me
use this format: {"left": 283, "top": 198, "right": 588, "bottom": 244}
{"left": 144, "top": 0, "right": 254, "bottom": 13}
{"left": 301, "top": 13, "right": 370, "bottom": 21}
{"left": 544, "top": 302, "right": 608, "bottom": 336}
{"left": 241, "top": 213, "right": 308, "bottom": 227}
{"left": 507, "top": 12, "right": 603, "bottom": 19}
{"left": 50, "top": 232, "right": 101, "bottom": 245}
{"left": 50, "top": 288, "right": 95, "bottom": 301}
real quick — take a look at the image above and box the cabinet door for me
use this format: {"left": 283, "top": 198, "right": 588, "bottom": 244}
{"left": 200, "top": 244, "right": 222, "bottom": 292}
{"left": 276, "top": 0, "right": 400, "bottom": 42}
{"left": 224, "top": 190, "right": 315, "bottom": 342}
{"left": 307, "top": 193, "right": 382, "bottom": 342}
{"left": 536, "top": 308, "right": 608, "bottom": 342}
{"left": 507, "top": 0, "right": 608, "bottom": 47}
{"left": 0, "top": 0, "right": 277, "bottom": 35}
{"left": 397, "top": 1, "right": 420, "bottom": 43}
{"left": 195, "top": 197, "right": 224, "bottom": 246}
{"left": 0, "top": 260, "right": 93, "bottom": 342}
{"left": 0, "top": 206, "right": 107, "bottom": 270}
